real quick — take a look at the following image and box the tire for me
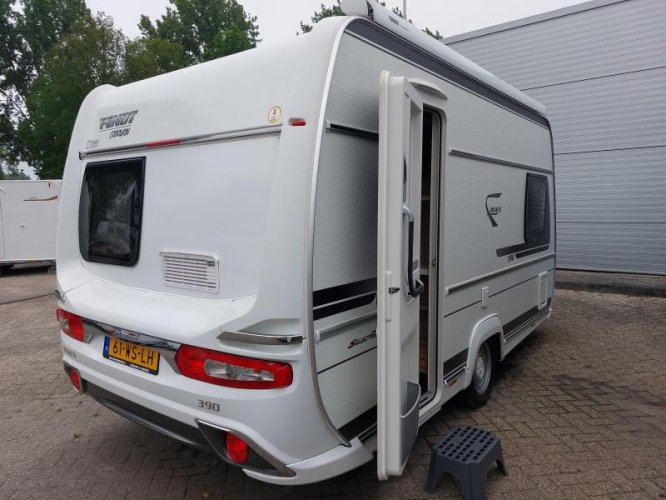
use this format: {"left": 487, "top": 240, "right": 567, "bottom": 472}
{"left": 464, "top": 341, "right": 494, "bottom": 408}
{"left": 0, "top": 264, "right": 14, "bottom": 276}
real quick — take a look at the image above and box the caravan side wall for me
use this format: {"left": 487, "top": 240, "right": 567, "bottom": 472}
{"left": 0, "top": 180, "right": 61, "bottom": 264}
{"left": 312, "top": 20, "right": 555, "bottom": 432}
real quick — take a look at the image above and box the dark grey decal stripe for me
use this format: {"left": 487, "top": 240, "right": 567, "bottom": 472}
{"left": 314, "top": 278, "right": 377, "bottom": 308}
{"left": 346, "top": 20, "right": 549, "bottom": 128}
{"left": 516, "top": 245, "right": 550, "bottom": 259}
{"left": 496, "top": 243, "right": 549, "bottom": 258}
{"left": 326, "top": 121, "right": 379, "bottom": 140}
{"left": 313, "top": 293, "right": 376, "bottom": 321}
{"left": 502, "top": 299, "right": 552, "bottom": 338}
{"left": 317, "top": 346, "right": 377, "bottom": 375}
{"left": 339, "top": 405, "right": 377, "bottom": 441}
{"left": 443, "top": 348, "right": 469, "bottom": 377}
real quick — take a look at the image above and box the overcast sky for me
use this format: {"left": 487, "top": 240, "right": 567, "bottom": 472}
{"left": 86, "top": 0, "right": 590, "bottom": 44}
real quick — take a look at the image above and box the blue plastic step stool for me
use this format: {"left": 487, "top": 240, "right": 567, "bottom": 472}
{"left": 425, "top": 426, "right": 507, "bottom": 498}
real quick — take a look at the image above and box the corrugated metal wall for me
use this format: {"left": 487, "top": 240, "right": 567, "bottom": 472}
{"left": 446, "top": 0, "right": 666, "bottom": 274}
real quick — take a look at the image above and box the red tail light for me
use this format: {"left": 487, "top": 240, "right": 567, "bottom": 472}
{"left": 56, "top": 308, "right": 84, "bottom": 342}
{"left": 175, "top": 345, "right": 292, "bottom": 389}
{"left": 225, "top": 434, "right": 249, "bottom": 464}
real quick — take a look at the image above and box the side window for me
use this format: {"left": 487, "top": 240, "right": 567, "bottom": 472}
{"left": 524, "top": 173, "right": 550, "bottom": 246}
{"left": 79, "top": 157, "right": 145, "bottom": 266}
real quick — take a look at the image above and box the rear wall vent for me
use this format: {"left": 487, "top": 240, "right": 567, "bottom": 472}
{"left": 161, "top": 252, "right": 219, "bottom": 293}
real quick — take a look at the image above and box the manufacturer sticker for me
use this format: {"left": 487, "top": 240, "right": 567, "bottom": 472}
{"left": 485, "top": 193, "right": 502, "bottom": 227}
{"left": 100, "top": 109, "right": 139, "bottom": 140}
{"left": 267, "top": 105, "right": 282, "bottom": 124}
{"left": 348, "top": 330, "right": 377, "bottom": 349}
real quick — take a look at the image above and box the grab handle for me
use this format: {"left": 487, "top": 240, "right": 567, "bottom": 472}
{"left": 402, "top": 205, "right": 425, "bottom": 298}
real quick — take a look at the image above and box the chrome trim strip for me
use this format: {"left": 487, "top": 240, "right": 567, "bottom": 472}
{"left": 196, "top": 419, "right": 295, "bottom": 478}
{"left": 314, "top": 312, "right": 377, "bottom": 343}
{"left": 218, "top": 330, "right": 303, "bottom": 345}
{"left": 358, "top": 423, "right": 378, "bottom": 442}
{"left": 312, "top": 291, "right": 376, "bottom": 311}
{"left": 304, "top": 20, "right": 355, "bottom": 448}
{"left": 449, "top": 148, "right": 554, "bottom": 175}
{"left": 445, "top": 252, "right": 555, "bottom": 294}
{"left": 82, "top": 319, "right": 181, "bottom": 373}
{"left": 443, "top": 364, "right": 466, "bottom": 386}
{"left": 79, "top": 125, "right": 282, "bottom": 159}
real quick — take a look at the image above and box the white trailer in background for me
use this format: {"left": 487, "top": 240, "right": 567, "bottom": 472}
{"left": 56, "top": 0, "right": 555, "bottom": 485}
{"left": 0, "top": 180, "right": 61, "bottom": 271}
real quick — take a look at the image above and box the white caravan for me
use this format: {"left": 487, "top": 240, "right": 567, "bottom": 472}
{"left": 0, "top": 180, "right": 61, "bottom": 271}
{"left": 56, "top": 0, "right": 555, "bottom": 485}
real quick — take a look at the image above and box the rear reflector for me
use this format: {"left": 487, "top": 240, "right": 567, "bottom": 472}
{"left": 225, "top": 433, "right": 249, "bottom": 464}
{"left": 175, "top": 345, "right": 292, "bottom": 389}
{"left": 56, "top": 308, "right": 84, "bottom": 342}
{"left": 64, "top": 364, "right": 83, "bottom": 392}
{"left": 289, "top": 118, "right": 307, "bottom": 127}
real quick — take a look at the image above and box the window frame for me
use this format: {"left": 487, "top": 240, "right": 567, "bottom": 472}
{"left": 79, "top": 157, "right": 146, "bottom": 266}
{"left": 523, "top": 172, "right": 550, "bottom": 248}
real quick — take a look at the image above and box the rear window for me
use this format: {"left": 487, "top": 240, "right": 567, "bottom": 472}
{"left": 79, "top": 158, "right": 145, "bottom": 266}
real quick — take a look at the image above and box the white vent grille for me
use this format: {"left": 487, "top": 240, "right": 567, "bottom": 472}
{"left": 161, "top": 252, "right": 219, "bottom": 293}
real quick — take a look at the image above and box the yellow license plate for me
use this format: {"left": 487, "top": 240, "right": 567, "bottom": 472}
{"left": 103, "top": 336, "right": 160, "bottom": 375}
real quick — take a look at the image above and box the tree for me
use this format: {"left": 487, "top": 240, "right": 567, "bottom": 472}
{"left": 300, "top": 2, "right": 343, "bottom": 34}
{"left": 0, "top": 0, "right": 89, "bottom": 168}
{"left": 300, "top": 1, "right": 443, "bottom": 40}
{"left": 124, "top": 36, "right": 190, "bottom": 82}
{"left": 0, "top": 162, "right": 30, "bottom": 179}
{"left": 424, "top": 27, "right": 443, "bottom": 41}
{"left": 18, "top": 13, "right": 126, "bottom": 178}
{"left": 137, "top": 0, "right": 259, "bottom": 65}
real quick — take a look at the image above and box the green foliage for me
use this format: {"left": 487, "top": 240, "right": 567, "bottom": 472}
{"left": 124, "top": 37, "right": 189, "bottom": 82}
{"left": 19, "top": 13, "right": 126, "bottom": 178}
{"left": 1, "top": 0, "right": 261, "bottom": 179}
{"left": 424, "top": 27, "right": 443, "bottom": 40}
{"left": 0, "top": 0, "right": 89, "bottom": 169}
{"left": 15, "top": 0, "right": 88, "bottom": 92}
{"left": 300, "top": 1, "right": 344, "bottom": 34}
{"left": 139, "top": 0, "right": 259, "bottom": 64}
{"left": 0, "top": 162, "right": 30, "bottom": 179}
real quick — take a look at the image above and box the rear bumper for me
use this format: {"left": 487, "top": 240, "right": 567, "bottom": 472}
{"left": 60, "top": 325, "right": 375, "bottom": 484}
{"left": 75, "top": 377, "right": 374, "bottom": 485}
{"left": 83, "top": 380, "right": 293, "bottom": 476}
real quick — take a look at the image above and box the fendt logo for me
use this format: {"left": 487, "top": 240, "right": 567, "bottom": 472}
{"left": 99, "top": 110, "right": 139, "bottom": 139}
{"left": 485, "top": 193, "right": 502, "bottom": 227}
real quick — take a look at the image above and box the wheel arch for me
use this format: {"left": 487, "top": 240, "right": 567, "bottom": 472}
{"left": 464, "top": 315, "right": 503, "bottom": 389}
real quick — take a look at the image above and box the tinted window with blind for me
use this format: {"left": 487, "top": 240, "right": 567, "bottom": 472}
{"left": 79, "top": 158, "right": 145, "bottom": 266}
{"left": 524, "top": 173, "right": 550, "bottom": 246}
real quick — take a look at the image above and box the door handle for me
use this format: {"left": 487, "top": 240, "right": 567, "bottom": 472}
{"left": 402, "top": 205, "right": 425, "bottom": 297}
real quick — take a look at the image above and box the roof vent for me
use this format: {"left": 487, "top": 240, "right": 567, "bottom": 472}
{"left": 161, "top": 252, "right": 219, "bottom": 293}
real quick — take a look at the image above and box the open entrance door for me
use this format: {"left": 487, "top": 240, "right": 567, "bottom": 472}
{"left": 377, "top": 70, "right": 447, "bottom": 480}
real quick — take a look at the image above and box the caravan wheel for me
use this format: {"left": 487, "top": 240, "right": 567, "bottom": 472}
{"left": 464, "top": 341, "right": 494, "bottom": 408}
